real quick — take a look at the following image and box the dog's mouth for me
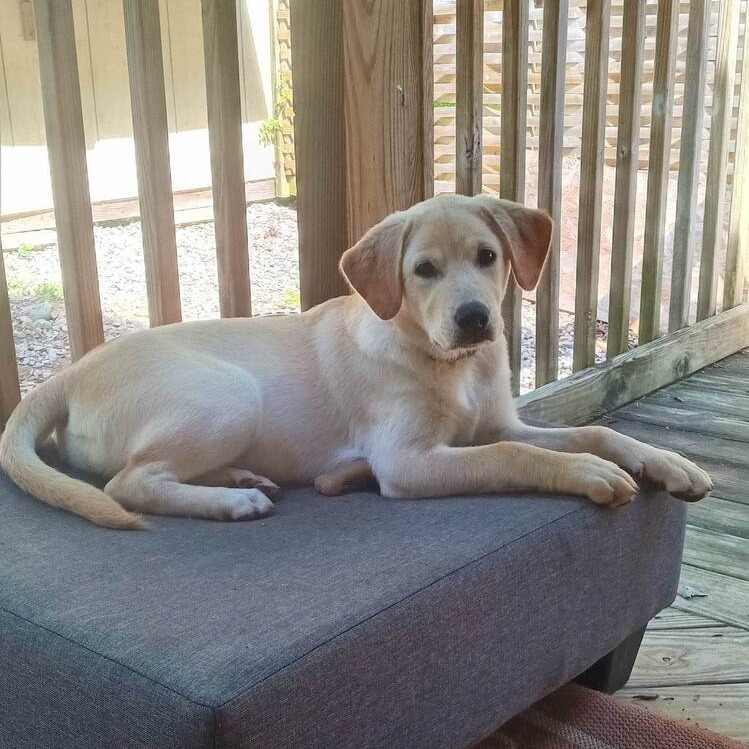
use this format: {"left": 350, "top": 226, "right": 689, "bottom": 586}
{"left": 429, "top": 339, "right": 488, "bottom": 363}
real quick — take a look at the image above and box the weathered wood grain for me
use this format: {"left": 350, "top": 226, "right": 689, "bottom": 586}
{"left": 290, "top": 0, "right": 349, "bottom": 310}
{"left": 517, "top": 305, "right": 749, "bottom": 425}
{"left": 343, "top": 0, "right": 429, "bottom": 243}
{"left": 644, "top": 381, "right": 749, "bottom": 422}
{"left": 201, "top": 0, "right": 251, "bottom": 317}
{"left": 675, "top": 566, "right": 749, "bottom": 631}
{"left": 724, "top": 21, "right": 749, "bottom": 311}
{"left": 612, "top": 400, "right": 749, "bottom": 442}
{"left": 535, "top": 0, "right": 568, "bottom": 386}
{"left": 638, "top": 0, "right": 678, "bottom": 344}
{"left": 455, "top": 0, "right": 483, "bottom": 196}
{"left": 697, "top": 0, "right": 740, "bottom": 321}
{"left": 687, "top": 497, "right": 749, "bottom": 540}
{"left": 626, "top": 627, "right": 749, "bottom": 688}
{"left": 669, "top": 0, "right": 709, "bottom": 332}
{"left": 648, "top": 607, "right": 725, "bottom": 631}
{"left": 421, "top": 0, "right": 434, "bottom": 199}
{"left": 616, "top": 684, "right": 749, "bottom": 741}
{"left": 34, "top": 0, "right": 104, "bottom": 360}
{"left": 607, "top": 0, "right": 646, "bottom": 357}
{"left": 123, "top": 0, "right": 181, "bottom": 326}
{"left": 573, "top": 0, "right": 610, "bottom": 371}
{"left": 683, "top": 526, "right": 749, "bottom": 582}
{"left": 499, "top": 0, "right": 528, "bottom": 394}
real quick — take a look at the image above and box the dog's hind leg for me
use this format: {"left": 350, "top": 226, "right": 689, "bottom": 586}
{"left": 314, "top": 459, "right": 374, "bottom": 496}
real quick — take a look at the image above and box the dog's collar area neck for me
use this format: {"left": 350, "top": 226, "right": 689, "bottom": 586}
{"left": 428, "top": 348, "right": 479, "bottom": 364}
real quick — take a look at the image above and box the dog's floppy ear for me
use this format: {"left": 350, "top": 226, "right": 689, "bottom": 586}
{"left": 473, "top": 196, "right": 553, "bottom": 291}
{"left": 339, "top": 212, "right": 409, "bottom": 320}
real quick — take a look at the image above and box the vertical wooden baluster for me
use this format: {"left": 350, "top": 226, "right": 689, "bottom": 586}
{"left": 536, "top": 0, "right": 568, "bottom": 386}
{"left": 607, "top": 0, "right": 646, "bottom": 358}
{"left": 422, "top": 0, "right": 435, "bottom": 200}
{"left": 290, "top": 0, "right": 349, "bottom": 309}
{"left": 639, "top": 0, "right": 679, "bottom": 344}
{"left": 500, "top": 0, "right": 529, "bottom": 393}
{"left": 202, "top": 0, "right": 251, "bottom": 317}
{"left": 123, "top": 0, "right": 182, "bottom": 326}
{"left": 669, "top": 0, "right": 710, "bottom": 332}
{"left": 0, "top": 239, "right": 21, "bottom": 425}
{"left": 724, "top": 22, "right": 749, "bottom": 310}
{"left": 697, "top": 0, "right": 741, "bottom": 320}
{"left": 573, "top": 0, "right": 610, "bottom": 371}
{"left": 456, "top": 0, "right": 484, "bottom": 196}
{"left": 34, "top": 0, "right": 104, "bottom": 360}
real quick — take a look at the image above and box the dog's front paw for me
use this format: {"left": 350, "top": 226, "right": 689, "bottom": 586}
{"left": 633, "top": 449, "right": 713, "bottom": 501}
{"left": 217, "top": 488, "right": 275, "bottom": 520}
{"left": 565, "top": 453, "right": 639, "bottom": 507}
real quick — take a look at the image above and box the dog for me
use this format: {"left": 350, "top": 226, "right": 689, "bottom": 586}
{"left": 0, "top": 195, "right": 712, "bottom": 529}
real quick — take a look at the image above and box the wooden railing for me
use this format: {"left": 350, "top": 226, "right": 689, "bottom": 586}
{"left": 1, "top": 0, "right": 749, "bottom": 431}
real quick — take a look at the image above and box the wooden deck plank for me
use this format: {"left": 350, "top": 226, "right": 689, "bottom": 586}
{"left": 644, "top": 382, "right": 749, "bottom": 422}
{"left": 626, "top": 627, "right": 749, "bottom": 688}
{"left": 682, "top": 526, "right": 749, "bottom": 582}
{"left": 686, "top": 497, "right": 749, "bottom": 540}
{"left": 674, "top": 566, "right": 749, "bottom": 631}
{"left": 612, "top": 400, "right": 749, "bottom": 442}
{"left": 616, "top": 684, "right": 749, "bottom": 742}
{"left": 648, "top": 608, "right": 727, "bottom": 631}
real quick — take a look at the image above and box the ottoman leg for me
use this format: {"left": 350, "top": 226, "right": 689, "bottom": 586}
{"left": 575, "top": 626, "right": 646, "bottom": 694}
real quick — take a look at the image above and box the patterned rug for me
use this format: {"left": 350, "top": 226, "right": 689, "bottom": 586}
{"left": 476, "top": 684, "right": 748, "bottom": 749}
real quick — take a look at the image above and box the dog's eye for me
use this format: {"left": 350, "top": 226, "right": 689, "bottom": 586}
{"left": 478, "top": 247, "right": 497, "bottom": 267}
{"left": 415, "top": 261, "right": 440, "bottom": 279}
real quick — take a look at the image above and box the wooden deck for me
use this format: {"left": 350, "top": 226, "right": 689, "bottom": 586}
{"left": 605, "top": 349, "right": 749, "bottom": 742}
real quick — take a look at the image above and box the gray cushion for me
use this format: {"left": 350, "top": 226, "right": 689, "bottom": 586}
{"left": 0, "top": 470, "right": 685, "bottom": 749}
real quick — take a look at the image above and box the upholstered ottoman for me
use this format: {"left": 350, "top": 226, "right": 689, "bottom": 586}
{"left": 0, "top": 470, "right": 685, "bottom": 749}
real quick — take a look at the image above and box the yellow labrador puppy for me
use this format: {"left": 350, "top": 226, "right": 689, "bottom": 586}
{"left": 0, "top": 195, "right": 711, "bottom": 529}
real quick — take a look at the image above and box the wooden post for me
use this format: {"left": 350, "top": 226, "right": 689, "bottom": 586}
{"left": 0, "top": 239, "right": 21, "bottom": 426}
{"left": 607, "top": 0, "right": 646, "bottom": 358}
{"left": 536, "top": 0, "right": 568, "bottom": 386}
{"left": 455, "top": 0, "right": 483, "bottom": 196}
{"left": 500, "top": 0, "right": 529, "bottom": 394}
{"left": 724, "top": 30, "right": 749, "bottom": 310}
{"left": 638, "top": 0, "right": 679, "bottom": 344}
{"left": 290, "top": 0, "right": 349, "bottom": 309}
{"left": 422, "top": 0, "right": 434, "bottom": 200}
{"left": 669, "top": 0, "right": 710, "bottom": 332}
{"left": 202, "top": 0, "right": 251, "bottom": 318}
{"left": 343, "top": 0, "right": 431, "bottom": 243}
{"left": 697, "top": 0, "right": 740, "bottom": 321}
{"left": 34, "top": 0, "right": 104, "bottom": 361}
{"left": 573, "top": 0, "right": 610, "bottom": 371}
{"left": 123, "top": 0, "right": 182, "bottom": 327}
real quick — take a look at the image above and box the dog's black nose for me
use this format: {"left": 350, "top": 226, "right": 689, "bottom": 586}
{"left": 454, "top": 301, "right": 490, "bottom": 337}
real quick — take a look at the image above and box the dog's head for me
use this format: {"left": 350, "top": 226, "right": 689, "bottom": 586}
{"left": 340, "top": 195, "right": 552, "bottom": 360}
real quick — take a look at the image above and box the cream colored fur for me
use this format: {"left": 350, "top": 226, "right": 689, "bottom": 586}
{"left": 0, "top": 195, "right": 712, "bottom": 529}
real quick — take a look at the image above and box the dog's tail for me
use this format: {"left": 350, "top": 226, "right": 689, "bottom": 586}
{"left": 0, "top": 376, "right": 144, "bottom": 530}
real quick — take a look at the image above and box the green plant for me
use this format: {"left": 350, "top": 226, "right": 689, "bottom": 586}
{"left": 6, "top": 278, "right": 29, "bottom": 297}
{"left": 258, "top": 83, "right": 292, "bottom": 147}
{"left": 282, "top": 288, "right": 300, "bottom": 309}
{"left": 35, "top": 281, "right": 63, "bottom": 302}
{"left": 17, "top": 242, "right": 36, "bottom": 258}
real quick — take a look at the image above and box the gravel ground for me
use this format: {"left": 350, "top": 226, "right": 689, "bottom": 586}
{"left": 5, "top": 199, "right": 610, "bottom": 395}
